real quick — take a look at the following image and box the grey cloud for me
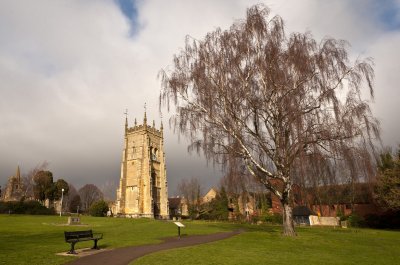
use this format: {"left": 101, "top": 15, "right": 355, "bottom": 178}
{"left": 1, "top": 0, "right": 399, "bottom": 197}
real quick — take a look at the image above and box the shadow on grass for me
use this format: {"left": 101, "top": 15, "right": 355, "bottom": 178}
{"left": 191, "top": 220, "right": 281, "bottom": 233}
{"left": 99, "top": 243, "right": 112, "bottom": 248}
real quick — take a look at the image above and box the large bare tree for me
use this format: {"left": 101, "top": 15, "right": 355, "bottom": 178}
{"left": 160, "top": 5, "right": 379, "bottom": 236}
{"left": 177, "top": 177, "right": 202, "bottom": 205}
{"left": 78, "top": 184, "right": 103, "bottom": 212}
{"left": 219, "top": 157, "right": 249, "bottom": 195}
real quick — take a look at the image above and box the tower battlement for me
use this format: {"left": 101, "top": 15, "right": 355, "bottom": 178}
{"left": 126, "top": 124, "right": 162, "bottom": 136}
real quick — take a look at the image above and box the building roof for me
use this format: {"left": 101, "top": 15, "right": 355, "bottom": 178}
{"left": 203, "top": 188, "right": 217, "bottom": 197}
{"left": 201, "top": 188, "right": 217, "bottom": 204}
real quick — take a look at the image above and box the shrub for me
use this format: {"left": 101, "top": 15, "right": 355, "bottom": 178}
{"left": 347, "top": 213, "right": 365, "bottom": 227}
{"left": 89, "top": 200, "right": 109, "bottom": 217}
{"left": 263, "top": 213, "right": 283, "bottom": 224}
{"left": 364, "top": 211, "right": 400, "bottom": 229}
{"left": 0, "top": 200, "right": 54, "bottom": 215}
{"left": 336, "top": 209, "right": 346, "bottom": 221}
{"left": 24, "top": 201, "right": 55, "bottom": 215}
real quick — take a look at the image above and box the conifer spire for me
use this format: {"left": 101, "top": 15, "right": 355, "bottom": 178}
{"left": 16, "top": 165, "right": 20, "bottom": 182}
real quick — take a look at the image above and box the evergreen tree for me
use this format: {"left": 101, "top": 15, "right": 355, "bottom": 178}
{"left": 375, "top": 149, "right": 400, "bottom": 210}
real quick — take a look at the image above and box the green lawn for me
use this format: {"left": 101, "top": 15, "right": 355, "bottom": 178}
{"left": 0, "top": 215, "right": 235, "bottom": 265}
{"left": 133, "top": 226, "right": 400, "bottom": 265}
{"left": 0, "top": 215, "right": 399, "bottom": 265}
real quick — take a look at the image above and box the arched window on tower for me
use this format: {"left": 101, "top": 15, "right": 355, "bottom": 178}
{"left": 151, "top": 147, "right": 158, "bottom": 161}
{"left": 154, "top": 148, "right": 158, "bottom": 161}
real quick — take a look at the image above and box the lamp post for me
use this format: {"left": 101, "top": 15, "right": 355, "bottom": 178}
{"left": 60, "top": 188, "right": 64, "bottom": 217}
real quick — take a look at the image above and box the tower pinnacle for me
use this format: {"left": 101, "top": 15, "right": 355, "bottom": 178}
{"left": 143, "top": 103, "right": 147, "bottom": 126}
{"left": 124, "top": 109, "right": 128, "bottom": 133}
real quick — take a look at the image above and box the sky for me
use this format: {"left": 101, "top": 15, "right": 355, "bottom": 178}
{"left": 1, "top": 0, "right": 399, "bottom": 199}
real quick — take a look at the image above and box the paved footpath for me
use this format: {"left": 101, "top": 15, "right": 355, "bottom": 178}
{"left": 65, "top": 230, "right": 242, "bottom": 265}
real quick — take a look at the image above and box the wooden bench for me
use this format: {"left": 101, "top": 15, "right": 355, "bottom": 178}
{"left": 64, "top": 230, "right": 103, "bottom": 254}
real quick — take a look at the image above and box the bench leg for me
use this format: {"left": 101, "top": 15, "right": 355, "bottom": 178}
{"left": 92, "top": 239, "right": 99, "bottom": 250}
{"left": 67, "top": 242, "right": 77, "bottom": 254}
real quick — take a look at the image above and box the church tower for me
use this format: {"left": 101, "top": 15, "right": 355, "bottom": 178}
{"left": 115, "top": 112, "right": 169, "bottom": 218}
{"left": 2, "top": 166, "right": 24, "bottom": 201}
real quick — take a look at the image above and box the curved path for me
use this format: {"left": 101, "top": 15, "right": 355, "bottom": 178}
{"left": 65, "top": 230, "right": 242, "bottom": 265}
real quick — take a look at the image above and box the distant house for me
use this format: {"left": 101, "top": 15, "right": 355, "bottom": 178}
{"left": 168, "top": 197, "right": 189, "bottom": 219}
{"left": 307, "top": 183, "right": 382, "bottom": 218}
{"left": 201, "top": 188, "right": 217, "bottom": 204}
{"left": 237, "top": 193, "right": 257, "bottom": 217}
{"left": 310, "top": 203, "right": 382, "bottom": 218}
{"left": 270, "top": 182, "right": 382, "bottom": 218}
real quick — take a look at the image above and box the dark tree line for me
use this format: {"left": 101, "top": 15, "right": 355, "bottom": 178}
{"left": 6, "top": 162, "right": 106, "bottom": 214}
{"left": 33, "top": 170, "right": 69, "bottom": 203}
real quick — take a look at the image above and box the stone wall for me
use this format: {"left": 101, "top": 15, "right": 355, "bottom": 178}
{"left": 309, "top": 215, "right": 340, "bottom": 226}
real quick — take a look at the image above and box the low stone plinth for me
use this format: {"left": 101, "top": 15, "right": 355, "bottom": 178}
{"left": 309, "top": 215, "right": 339, "bottom": 226}
{"left": 68, "top": 216, "right": 81, "bottom": 225}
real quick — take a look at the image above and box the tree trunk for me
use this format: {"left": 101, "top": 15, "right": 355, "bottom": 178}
{"left": 282, "top": 201, "right": 297, "bottom": 236}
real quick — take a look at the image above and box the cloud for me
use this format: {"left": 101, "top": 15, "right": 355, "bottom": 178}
{"left": 0, "top": 0, "right": 141, "bottom": 187}
{"left": 0, "top": 0, "right": 399, "bottom": 196}
{"left": 367, "top": 31, "right": 400, "bottom": 146}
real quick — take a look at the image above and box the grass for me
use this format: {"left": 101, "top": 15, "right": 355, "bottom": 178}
{"left": 132, "top": 226, "right": 400, "bottom": 265}
{"left": 0, "top": 215, "right": 399, "bottom": 265}
{"left": 0, "top": 215, "right": 235, "bottom": 265}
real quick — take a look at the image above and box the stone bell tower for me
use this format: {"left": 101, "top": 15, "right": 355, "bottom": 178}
{"left": 115, "top": 111, "right": 169, "bottom": 218}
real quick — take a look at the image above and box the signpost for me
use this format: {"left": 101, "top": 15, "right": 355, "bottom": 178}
{"left": 174, "top": 222, "right": 185, "bottom": 238}
{"left": 59, "top": 188, "right": 64, "bottom": 217}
